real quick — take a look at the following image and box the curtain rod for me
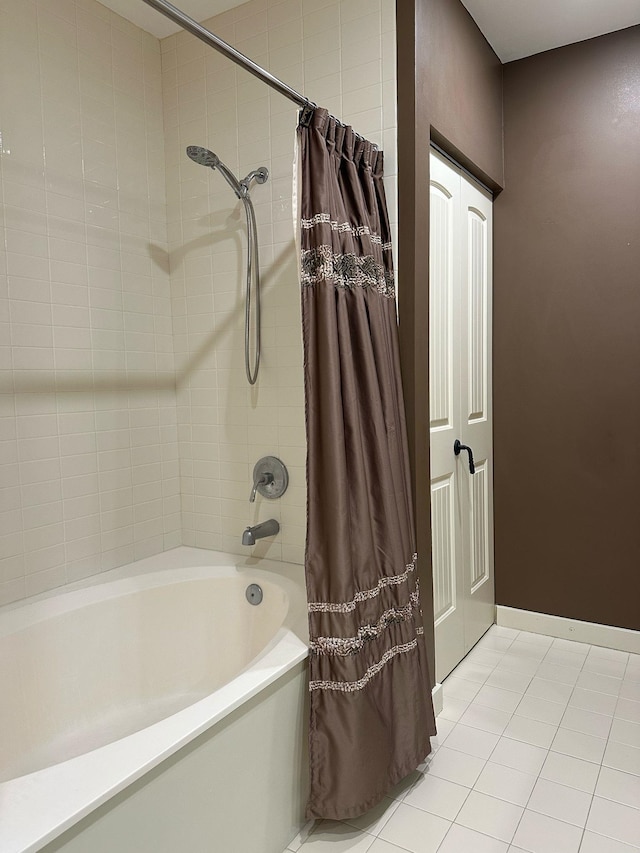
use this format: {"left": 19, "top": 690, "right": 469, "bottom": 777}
{"left": 140, "top": 0, "right": 315, "bottom": 122}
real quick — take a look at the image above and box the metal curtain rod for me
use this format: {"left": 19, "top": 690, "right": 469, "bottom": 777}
{"left": 140, "top": 0, "right": 311, "bottom": 114}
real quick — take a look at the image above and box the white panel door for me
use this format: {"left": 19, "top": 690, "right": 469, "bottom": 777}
{"left": 429, "top": 150, "right": 494, "bottom": 683}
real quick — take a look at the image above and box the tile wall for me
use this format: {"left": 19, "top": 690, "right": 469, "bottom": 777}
{"left": 162, "top": 0, "right": 397, "bottom": 563}
{"left": 0, "top": 0, "right": 397, "bottom": 603}
{"left": 0, "top": 0, "right": 180, "bottom": 605}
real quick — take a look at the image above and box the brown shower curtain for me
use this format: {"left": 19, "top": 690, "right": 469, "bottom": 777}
{"left": 298, "top": 108, "right": 436, "bottom": 820}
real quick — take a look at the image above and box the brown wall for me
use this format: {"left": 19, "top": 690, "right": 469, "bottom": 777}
{"left": 397, "top": 0, "right": 503, "bottom": 681}
{"left": 494, "top": 26, "right": 640, "bottom": 630}
{"left": 418, "top": 0, "right": 504, "bottom": 187}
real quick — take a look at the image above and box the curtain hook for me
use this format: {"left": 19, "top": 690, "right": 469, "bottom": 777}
{"left": 298, "top": 100, "right": 316, "bottom": 128}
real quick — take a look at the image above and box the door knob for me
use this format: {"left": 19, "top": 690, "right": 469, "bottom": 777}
{"left": 454, "top": 439, "right": 475, "bottom": 474}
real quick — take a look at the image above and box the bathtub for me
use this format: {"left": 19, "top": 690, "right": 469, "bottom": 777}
{"left": 0, "top": 547, "right": 309, "bottom": 853}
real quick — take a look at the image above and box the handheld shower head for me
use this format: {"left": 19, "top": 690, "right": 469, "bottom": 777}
{"left": 186, "top": 145, "right": 244, "bottom": 199}
{"left": 185, "top": 143, "right": 270, "bottom": 385}
{"left": 186, "top": 145, "right": 220, "bottom": 169}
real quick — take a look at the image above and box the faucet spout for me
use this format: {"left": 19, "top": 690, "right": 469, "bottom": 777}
{"left": 242, "top": 518, "right": 279, "bottom": 546}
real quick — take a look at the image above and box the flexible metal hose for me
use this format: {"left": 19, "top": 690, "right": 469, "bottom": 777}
{"left": 243, "top": 194, "right": 260, "bottom": 385}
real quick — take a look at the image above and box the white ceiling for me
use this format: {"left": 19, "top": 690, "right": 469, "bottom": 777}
{"left": 460, "top": 0, "right": 640, "bottom": 62}
{"left": 102, "top": 0, "right": 640, "bottom": 62}
{"left": 101, "top": 1, "right": 241, "bottom": 39}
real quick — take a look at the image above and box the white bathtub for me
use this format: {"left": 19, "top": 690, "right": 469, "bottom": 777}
{"left": 0, "top": 547, "right": 309, "bottom": 853}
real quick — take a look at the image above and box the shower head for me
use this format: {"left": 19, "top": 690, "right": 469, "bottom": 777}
{"left": 186, "top": 145, "right": 220, "bottom": 169}
{"left": 186, "top": 145, "right": 244, "bottom": 200}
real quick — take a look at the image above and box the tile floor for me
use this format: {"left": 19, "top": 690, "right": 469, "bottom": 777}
{"left": 283, "top": 625, "right": 640, "bottom": 853}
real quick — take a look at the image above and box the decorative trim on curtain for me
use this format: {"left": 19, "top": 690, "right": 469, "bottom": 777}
{"left": 298, "top": 108, "right": 436, "bottom": 821}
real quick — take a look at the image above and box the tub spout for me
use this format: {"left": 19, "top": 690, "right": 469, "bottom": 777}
{"left": 242, "top": 518, "right": 279, "bottom": 546}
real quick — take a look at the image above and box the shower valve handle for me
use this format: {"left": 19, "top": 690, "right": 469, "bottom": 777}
{"left": 454, "top": 439, "right": 476, "bottom": 475}
{"left": 250, "top": 472, "right": 274, "bottom": 502}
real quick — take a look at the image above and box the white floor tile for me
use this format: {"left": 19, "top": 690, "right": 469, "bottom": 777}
{"left": 343, "top": 798, "right": 400, "bottom": 835}
{"left": 404, "top": 774, "right": 470, "bottom": 820}
{"left": 527, "top": 778, "right": 592, "bottom": 827}
{"left": 378, "top": 803, "right": 450, "bottom": 853}
{"left": 595, "top": 766, "right": 640, "bottom": 811}
{"left": 436, "top": 717, "right": 457, "bottom": 737}
{"left": 458, "top": 702, "right": 512, "bottom": 735}
{"left": 445, "top": 723, "right": 500, "bottom": 759}
{"left": 438, "top": 823, "right": 510, "bottom": 852}
{"left": 583, "top": 655, "right": 627, "bottom": 679}
{"left": 503, "top": 715, "right": 557, "bottom": 749}
{"left": 570, "top": 687, "right": 618, "bottom": 716}
{"left": 624, "top": 674, "right": 640, "bottom": 692}
{"left": 539, "top": 750, "right": 600, "bottom": 793}
{"left": 439, "top": 696, "right": 471, "bottom": 723}
{"left": 468, "top": 648, "right": 506, "bottom": 670}
{"left": 589, "top": 646, "right": 629, "bottom": 663}
{"left": 515, "top": 632, "right": 554, "bottom": 650}
{"left": 560, "top": 706, "right": 613, "bottom": 739}
{"left": 515, "top": 695, "right": 566, "bottom": 726}
{"left": 366, "top": 841, "right": 407, "bottom": 853}
{"left": 576, "top": 671, "right": 623, "bottom": 697}
{"left": 491, "top": 626, "right": 521, "bottom": 639}
{"left": 535, "top": 662, "right": 581, "bottom": 686}
{"left": 386, "top": 770, "right": 422, "bottom": 801}
{"left": 443, "top": 675, "right": 482, "bottom": 702}
{"left": 477, "top": 634, "right": 515, "bottom": 653}
{"left": 474, "top": 761, "right": 538, "bottom": 807}
{"left": 287, "top": 822, "right": 316, "bottom": 851}
{"left": 497, "top": 654, "right": 541, "bottom": 677}
{"left": 475, "top": 684, "right": 523, "bottom": 714}
{"left": 452, "top": 660, "right": 495, "bottom": 684}
{"left": 511, "top": 809, "right": 583, "bottom": 853}
{"left": 586, "top": 796, "right": 640, "bottom": 848}
{"left": 551, "top": 727, "right": 606, "bottom": 763}
{"left": 425, "top": 746, "right": 486, "bottom": 787}
{"left": 580, "top": 830, "right": 640, "bottom": 853}
{"left": 489, "top": 737, "right": 548, "bottom": 776}
{"left": 609, "top": 717, "right": 640, "bottom": 748}
{"left": 486, "top": 669, "right": 533, "bottom": 694}
{"left": 455, "top": 790, "right": 523, "bottom": 843}
{"left": 543, "top": 648, "right": 587, "bottom": 669}
{"left": 551, "top": 637, "right": 589, "bottom": 655}
{"left": 626, "top": 655, "right": 640, "bottom": 681}
{"left": 432, "top": 716, "right": 456, "bottom": 750}
{"left": 367, "top": 840, "right": 408, "bottom": 853}
{"left": 615, "top": 697, "right": 640, "bottom": 723}
{"left": 603, "top": 740, "right": 640, "bottom": 776}
{"left": 300, "top": 823, "right": 375, "bottom": 852}
{"left": 507, "top": 642, "right": 548, "bottom": 662}
{"left": 526, "top": 677, "right": 573, "bottom": 705}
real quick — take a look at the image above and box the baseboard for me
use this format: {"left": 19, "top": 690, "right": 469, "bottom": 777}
{"left": 496, "top": 606, "right": 640, "bottom": 654}
{"left": 432, "top": 682, "right": 443, "bottom": 716}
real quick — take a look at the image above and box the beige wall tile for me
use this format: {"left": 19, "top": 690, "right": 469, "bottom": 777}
{"left": 1, "top": 0, "right": 396, "bottom": 601}
{"left": 0, "top": 1, "right": 179, "bottom": 602}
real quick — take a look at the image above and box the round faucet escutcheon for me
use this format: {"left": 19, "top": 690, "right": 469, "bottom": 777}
{"left": 249, "top": 456, "right": 288, "bottom": 502}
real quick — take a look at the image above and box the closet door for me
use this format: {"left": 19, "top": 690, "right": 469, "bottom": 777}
{"left": 429, "top": 150, "right": 494, "bottom": 683}
{"left": 458, "top": 170, "right": 494, "bottom": 654}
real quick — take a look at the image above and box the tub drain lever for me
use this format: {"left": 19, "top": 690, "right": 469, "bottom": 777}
{"left": 245, "top": 584, "right": 263, "bottom": 605}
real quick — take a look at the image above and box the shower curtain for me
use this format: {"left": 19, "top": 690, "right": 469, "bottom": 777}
{"left": 298, "top": 107, "right": 436, "bottom": 820}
